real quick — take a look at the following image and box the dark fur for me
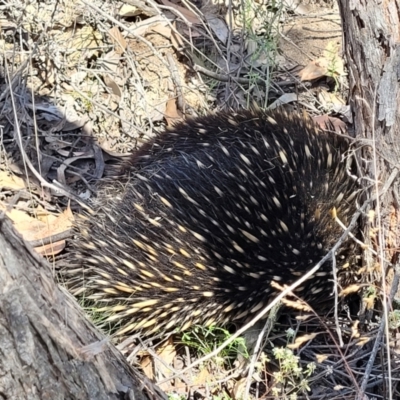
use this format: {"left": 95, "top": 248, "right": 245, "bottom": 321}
{"left": 64, "top": 109, "right": 360, "bottom": 336}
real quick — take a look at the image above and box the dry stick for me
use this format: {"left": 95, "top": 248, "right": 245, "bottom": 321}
{"left": 243, "top": 303, "right": 280, "bottom": 399}
{"left": 333, "top": 248, "right": 347, "bottom": 345}
{"left": 0, "top": 58, "right": 30, "bottom": 104}
{"left": 371, "top": 95, "right": 393, "bottom": 400}
{"left": 359, "top": 264, "right": 400, "bottom": 399}
{"left": 181, "top": 0, "right": 246, "bottom": 106}
{"left": 28, "top": 230, "right": 72, "bottom": 247}
{"left": 357, "top": 158, "right": 399, "bottom": 400}
{"left": 145, "top": 346, "right": 192, "bottom": 387}
{"left": 166, "top": 53, "right": 185, "bottom": 112}
{"left": 193, "top": 64, "right": 288, "bottom": 90}
{"left": 4, "top": 59, "right": 88, "bottom": 211}
{"left": 2, "top": 40, "right": 89, "bottom": 208}
{"left": 373, "top": 103, "right": 393, "bottom": 400}
{"left": 123, "top": 52, "right": 156, "bottom": 132}
{"left": 158, "top": 197, "right": 371, "bottom": 386}
{"left": 225, "top": 0, "right": 234, "bottom": 103}
{"left": 354, "top": 168, "right": 399, "bottom": 399}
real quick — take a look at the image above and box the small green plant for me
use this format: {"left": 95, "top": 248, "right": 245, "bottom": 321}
{"left": 271, "top": 346, "right": 316, "bottom": 400}
{"left": 321, "top": 41, "right": 345, "bottom": 92}
{"left": 168, "top": 393, "right": 186, "bottom": 400}
{"left": 254, "top": 351, "right": 270, "bottom": 374}
{"left": 181, "top": 325, "right": 249, "bottom": 368}
{"left": 364, "top": 285, "right": 377, "bottom": 298}
{"left": 238, "top": 0, "right": 284, "bottom": 108}
{"left": 76, "top": 296, "right": 122, "bottom": 337}
{"left": 389, "top": 310, "right": 400, "bottom": 330}
{"left": 70, "top": 89, "right": 94, "bottom": 112}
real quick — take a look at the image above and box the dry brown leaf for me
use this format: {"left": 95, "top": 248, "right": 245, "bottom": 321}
{"left": 151, "top": 24, "right": 172, "bottom": 38}
{"left": 287, "top": 333, "right": 318, "bottom": 349}
{"left": 165, "top": 98, "right": 182, "bottom": 126}
{"left": 204, "top": 14, "right": 228, "bottom": 44}
{"left": 160, "top": 0, "right": 201, "bottom": 24}
{"left": 30, "top": 206, "right": 74, "bottom": 256}
{"left": 356, "top": 337, "right": 370, "bottom": 347}
{"left": 108, "top": 26, "right": 127, "bottom": 54}
{"left": 157, "top": 337, "right": 176, "bottom": 364}
{"left": 298, "top": 60, "right": 327, "bottom": 81}
{"left": 194, "top": 366, "right": 215, "bottom": 385}
{"left": 139, "top": 339, "right": 180, "bottom": 389}
{"left": 299, "top": 41, "right": 344, "bottom": 81}
{"left": 340, "top": 284, "right": 362, "bottom": 296}
{"left": 281, "top": 298, "right": 312, "bottom": 312}
{"left": 363, "top": 295, "right": 375, "bottom": 310}
{"left": 351, "top": 320, "right": 360, "bottom": 339}
{"left": 103, "top": 75, "right": 122, "bottom": 97}
{"left": 171, "top": 25, "right": 184, "bottom": 51}
{"left": 316, "top": 354, "right": 329, "bottom": 363}
{"left": 131, "top": 16, "right": 169, "bottom": 36}
{"left": 0, "top": 201, "right": 71, "bottom": 256}
{"left": 1, "top": 207, "right": 45, "bottom": 237}
{"left": 119, "top": 4, "right": 142, "bottom": 17}
{"left": 36, "top": 241, "right": 67, "bottom": 256}
{"left": 268, "top": 93, "right": 298, "bottom": 109}
{"left": 313, "top": 115, "right": 347, "bottom": 132}
{"left": 156, "top": 339, "right": 177, "bottom": 392}
{"left": 140, "top": 355, "right": 154, "bottom": 380}
{"left": 35, "top": 205, "right": 58, "bottom": 224}
{"left": 0, "top": 170, "right": 26, "bottom": 190}
{"left": 119, "top": 2, "right": 158, "bottom": 17}
{"left": 98, "top": 51, "right": 121, "bottom": 74}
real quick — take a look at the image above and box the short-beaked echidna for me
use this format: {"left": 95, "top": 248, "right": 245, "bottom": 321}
{"left": 64, "top": 109, "right": 360, "bottom": 337}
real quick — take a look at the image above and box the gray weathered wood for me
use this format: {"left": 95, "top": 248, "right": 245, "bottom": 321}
{"left": 0, "top": 213, "right": 163, "bottom": 400}
{"left": 338, "top": 1, "right": 400, "bottom": 399}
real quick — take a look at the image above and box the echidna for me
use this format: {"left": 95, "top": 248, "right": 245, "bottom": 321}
{"left": 63, "top": 109, "right": 360, "bottom": 338}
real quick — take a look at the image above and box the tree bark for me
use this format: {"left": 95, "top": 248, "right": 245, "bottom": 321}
{"left": 0, "top": 214, "right": 164, "bottom": 400}
{"left": 338, "top": 0, "right": 400, "bottom": 233}
{"left": 338, "top": 1, "right": 400, "bottom": 399}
